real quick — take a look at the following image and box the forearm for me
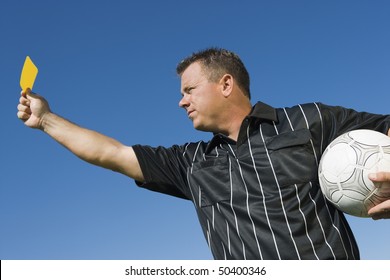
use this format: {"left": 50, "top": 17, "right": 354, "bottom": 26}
{"left": 41, "top": 112, "right": 125, "bottom": 170}
{"left": 18, "top": 90, "right": 143, "bottom": 180}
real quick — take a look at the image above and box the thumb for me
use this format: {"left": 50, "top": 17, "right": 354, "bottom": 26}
{"left": 21, "top": 88, "right": 40, "bottom": 99}
{"left": 23, "top": 88, "right": 40, "bottom": 100}
{"left": 21, "top": 87, "right": 31, "bottom": 97}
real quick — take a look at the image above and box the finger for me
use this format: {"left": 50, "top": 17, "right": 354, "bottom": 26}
{"left": 370, "top": 211, "right": 390, "bottom": 220}
{"left": 20, "top": 88, "right": 31, "bottom": 97}
{"left": 369, "top": 199, "right": 390, "bottom": 212}
{"left": 17, "top": 110, "right": 31, "bottom": 120}
{"left": 368, "top": 172, "right": 390, "bottom": 182}
{"left": 19, "top": 96, "right": 30, "bottom": 106}
{"left": 17, "top": 103, "right": 32, "bottom": 114}
{"left": 368, "top": 200, "right": 390, "bottom": 220}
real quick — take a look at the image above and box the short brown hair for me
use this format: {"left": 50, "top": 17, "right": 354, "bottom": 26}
{"left": 176, "top": 48, "right": 251, "bottom": 99}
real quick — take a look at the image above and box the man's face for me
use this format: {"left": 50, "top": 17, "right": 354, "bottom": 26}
{"left": 179, "top": 62, "right": 223, "bottom": 132}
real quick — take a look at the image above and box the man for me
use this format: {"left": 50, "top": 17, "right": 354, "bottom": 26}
{"left": 17, "top": 48, "right": 390, "bottom": 259}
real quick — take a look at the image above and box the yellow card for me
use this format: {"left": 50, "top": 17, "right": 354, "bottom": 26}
{"left": 20, "top": 56, "right": 38, "bottom": 90}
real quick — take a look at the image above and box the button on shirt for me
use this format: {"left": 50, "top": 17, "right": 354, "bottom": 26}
{"left": 133, "top": 101, "right": 390, "bottom": 259}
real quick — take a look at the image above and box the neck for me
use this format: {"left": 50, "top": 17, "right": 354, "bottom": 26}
{"left": 221, "top": 101, "right": 252, "bottom": 141}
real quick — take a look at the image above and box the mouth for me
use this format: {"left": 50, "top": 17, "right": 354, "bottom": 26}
{"left": 187, "top": 110, "right": 195, "bottom": 118}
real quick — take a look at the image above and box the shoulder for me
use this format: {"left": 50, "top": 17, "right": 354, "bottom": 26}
{"left": 133, "top": 141, "right": 210, "bottom": 162}
{"left": 276, "top": 102, "right": 323, "bottom": 112}
{"left": 275, "top": 102, "right": 350, "bottom": 119}
{"left": 273, "top": 102, "right": 326, "bottom": 120}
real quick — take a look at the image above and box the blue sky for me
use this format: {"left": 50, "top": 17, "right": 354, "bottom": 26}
{"left": 1, "top": 0, "right": 389, "bottom": 260}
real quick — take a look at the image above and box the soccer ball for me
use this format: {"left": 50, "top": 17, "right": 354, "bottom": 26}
{"left": 318, "top": 129, "right": 390, "bottom": 217}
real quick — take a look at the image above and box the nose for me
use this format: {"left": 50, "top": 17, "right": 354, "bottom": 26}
{"left": 179, "top": 94, "right": 190, "bottom": 108}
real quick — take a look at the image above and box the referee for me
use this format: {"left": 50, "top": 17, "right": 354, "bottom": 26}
{"left": 17, "top": 48, "right": 390, "bottom": 259}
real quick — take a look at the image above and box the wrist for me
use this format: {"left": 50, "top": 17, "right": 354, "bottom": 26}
{"left": 39, "top": 111, "right": 55, "bottom": 132}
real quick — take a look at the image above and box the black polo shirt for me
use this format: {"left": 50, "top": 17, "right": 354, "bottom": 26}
{"left": 133, "top": 101, "right": 390, "bottom": 260}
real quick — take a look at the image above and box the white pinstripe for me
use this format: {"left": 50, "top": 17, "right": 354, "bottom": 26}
{"left": 226, "top": 141, "right": 262, "bottom": 258}
{"left": 189, "top": 142, "right": 202, "bottom": 174}
{"left": 221, "top": 241, "right": 227, "bottom": 260}
{"left": 227, "top": 156, "right": 247, "bottom": 259}
{"left": 311, "top": 105, "right": 353, "bottom": 258}
{"left": 213, "top": 203, "right": 232, "bottom": 257}
{"left": 279, "top": 109, "right": 318, "bottom": 257}
{"left": 212, "top": 205, "right": 215, "bottom": 230}
{"left": 226, "top": 220, "right": 231, "bottom": 255}
{"left": 339, "top": 215, "right": 357, "bottom": 259}
{"left": 198, "top": 186, "right": 202, "bottom": 208}
{"left": 246, "top": 125, "right": 278, "bottom": 259}
{"left": 300, "top": 105, "right": 355, "bottom": 259}
{"left": 182, "top": 143, "right": 190, "bottom": 157}
{"left": 186, "top": 142, "right": 220, "bottom": 257}
{"left": 272, "top": 119, "right": 318, "bottom": 257}
{"left": 207, "top": 219, "right": 211, "bottom": 249}
{"left": 298, "top": 104, "right": 319, "bottom": 165}
{"left": 217, "top": 202, "right": 233, "bottom": 258}
{"left": 294, "top": 183, "right": 319, "bottom": 259}
{"left": 259, "top": 123, "right": 301, "bottom": 259}
{"left": 283, "top": 106, "right": 336, "bottom": 258}
{"left": 313, "top": 103, "right": 324, "bottom": 152}
{"left": 307, "top": 186, "right": 336, "bottom": 259}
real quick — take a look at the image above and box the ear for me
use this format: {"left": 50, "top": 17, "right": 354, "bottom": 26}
{"left": 219, "top": 74, "right": 233, "bottom": 97}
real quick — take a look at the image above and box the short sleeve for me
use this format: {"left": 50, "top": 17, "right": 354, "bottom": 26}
{"left": 318, "top": 103, "right": 390, "bottom": 148}
{"left": 132, "top": 144, "right": 192, "bottom": 200}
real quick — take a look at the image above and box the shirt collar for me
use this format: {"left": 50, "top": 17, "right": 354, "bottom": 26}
{"left": 248, "top": 101, "right": 278, "bottom": 122}
{"left": 205, "top": 101, "right": 278, "bottom": 153}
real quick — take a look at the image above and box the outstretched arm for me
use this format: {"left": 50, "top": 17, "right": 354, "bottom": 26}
{"left": 17, "top": 89, "right": 144, "bottom": 182}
